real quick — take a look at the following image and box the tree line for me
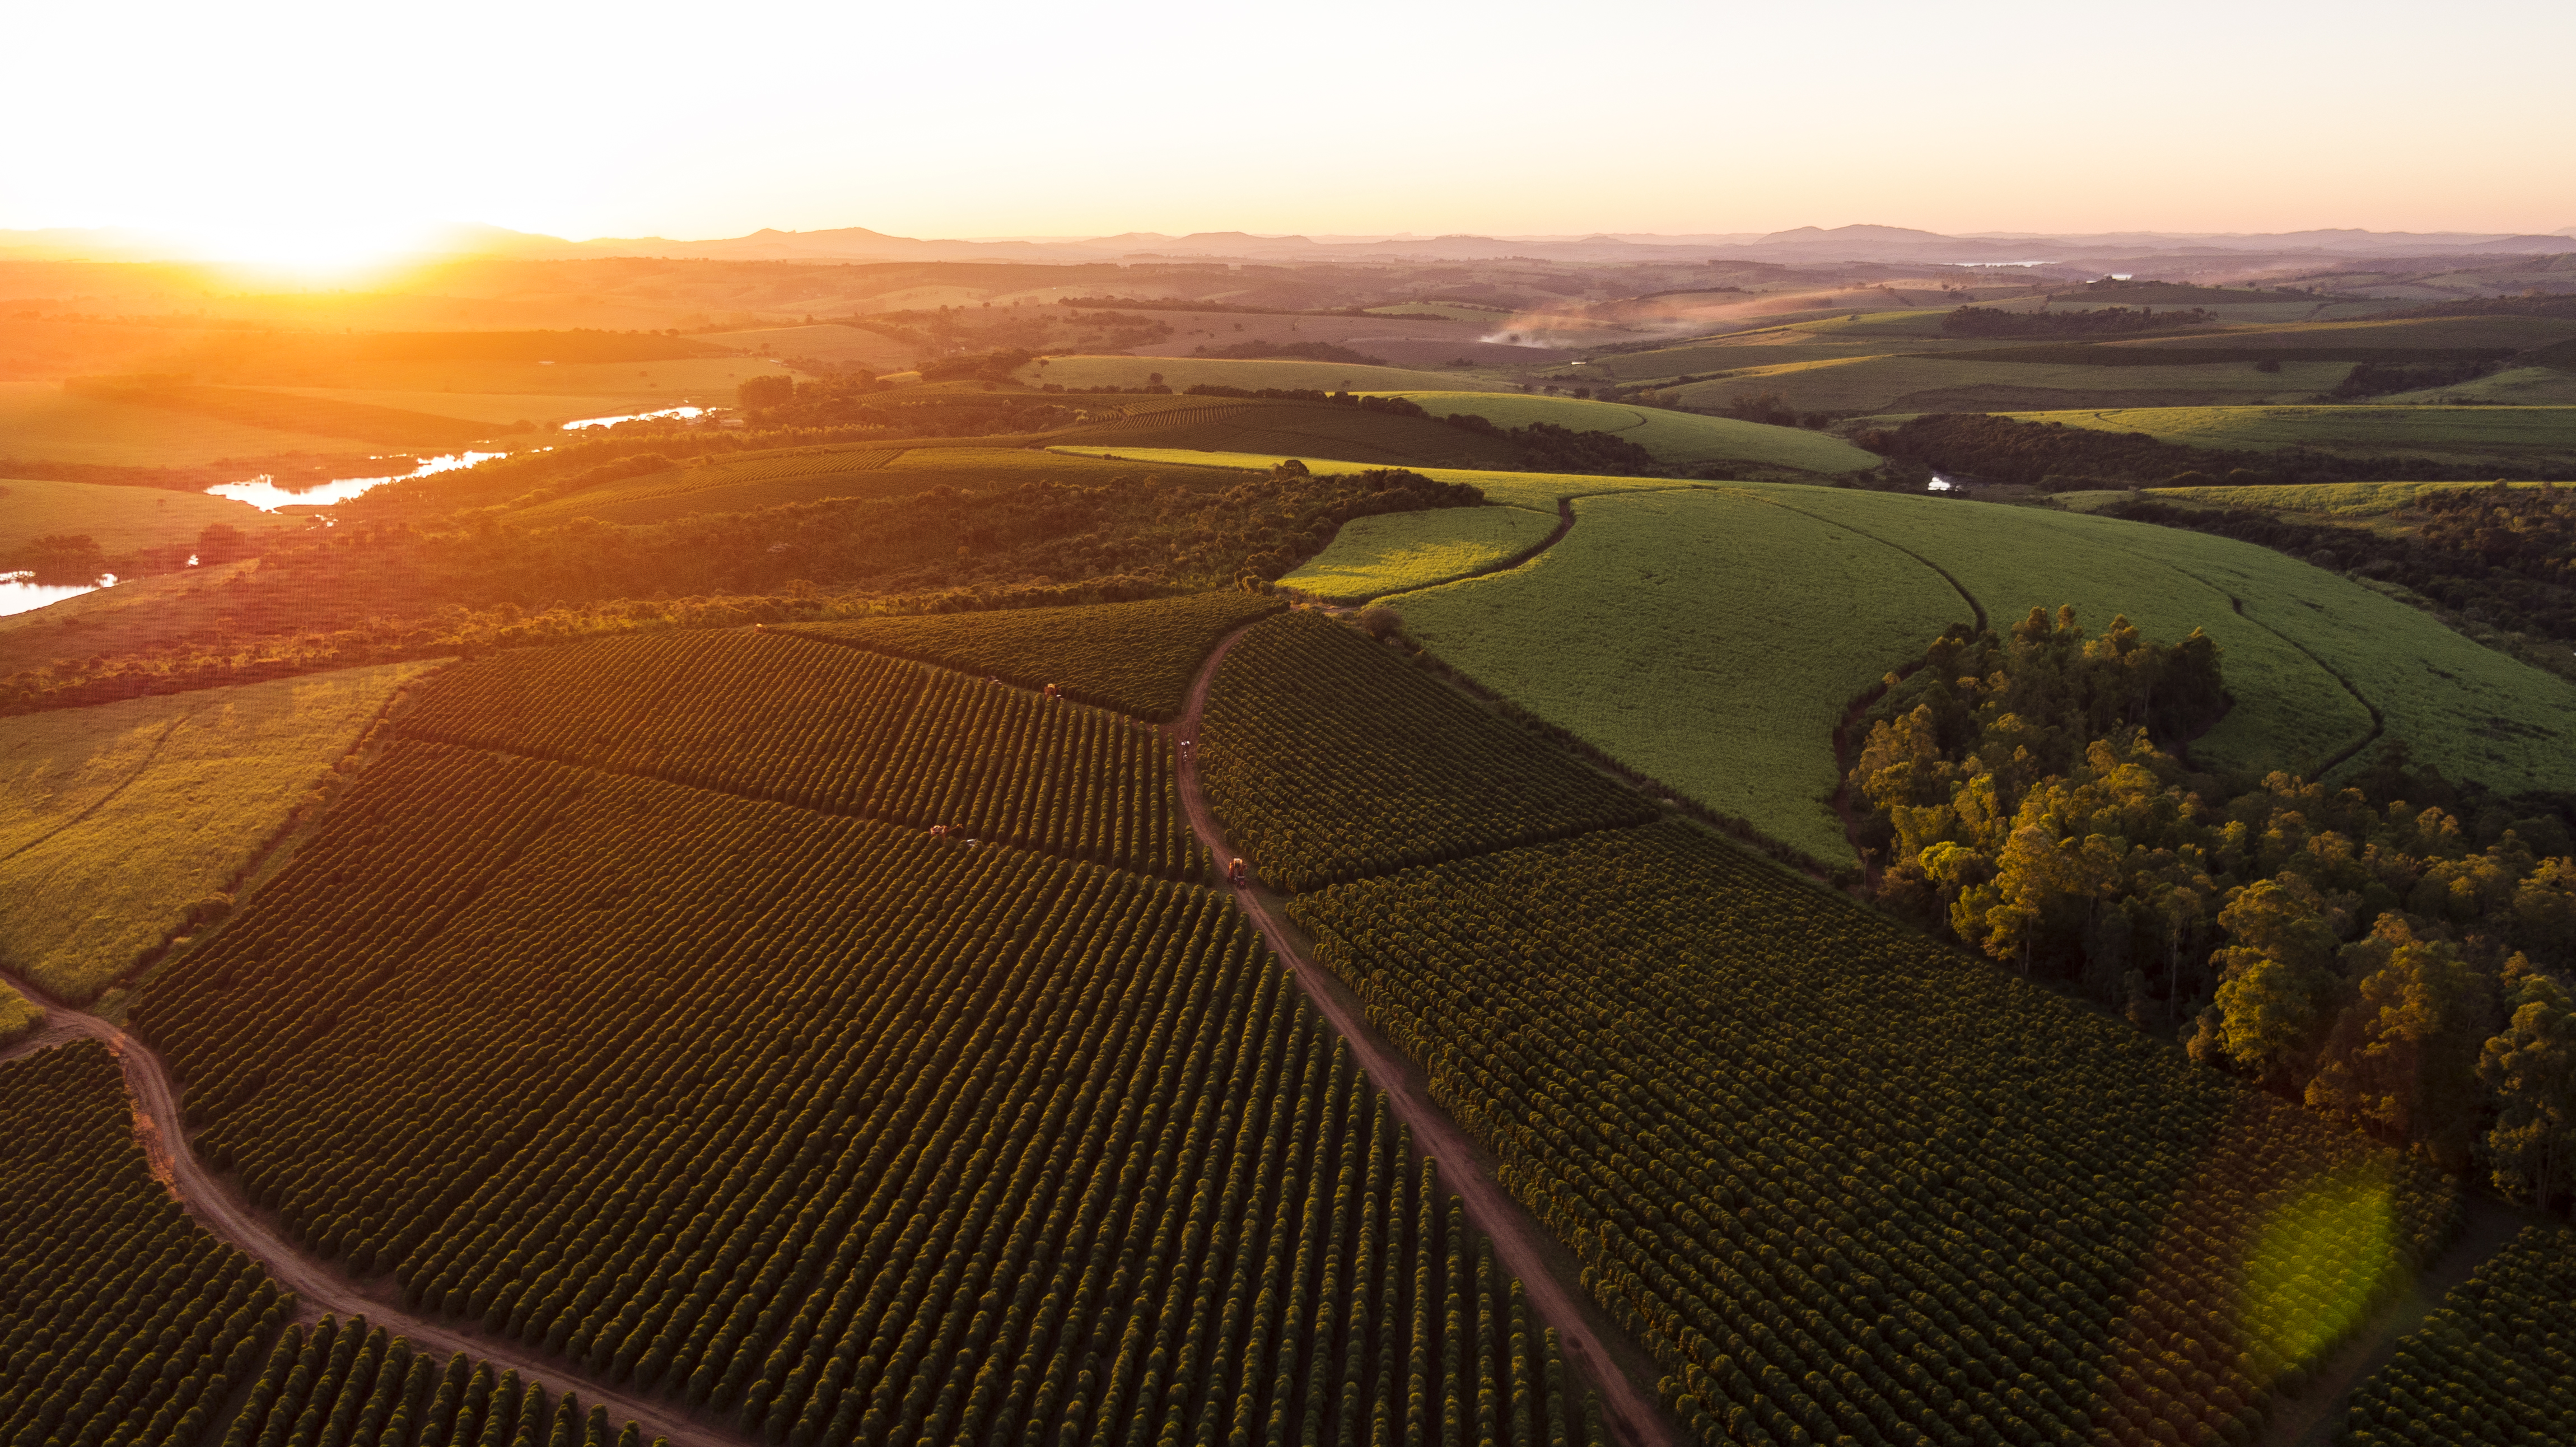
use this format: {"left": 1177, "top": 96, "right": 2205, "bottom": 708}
{"left": 1846, "top": 609, "right": 2576, "bottom": 1205}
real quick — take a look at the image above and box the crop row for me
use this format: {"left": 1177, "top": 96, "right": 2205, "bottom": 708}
{"left": 2337, "top": 1225, "right": 2574, "bottom": 1446}
{"left": 784, "top": 590, "right": 1285, "bottom": 723}
{"left": 1290, "top": 821, "right": 2460, "bottom": 1447}
{"left": 134, "top": 741, "right": 1599, "bottom": 1447}
{"left": 217, "top": 1315, "right": 652, "bottom": 1447}
{"left": 398, "top": 629, "right": 1201, "bottom": 880}
{"left": 1197, "top": 612, "right": 1656, "bottom": 891}
{"left": 0, "top": 1041, "right": 290, "bottom": 1447}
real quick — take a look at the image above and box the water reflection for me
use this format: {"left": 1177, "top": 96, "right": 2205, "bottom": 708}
{"left": 208, "top": 451, "right": 511, "bottom": 511}
{"left": 0, "top": 571, "right": 115, "bottom": 618}
{"left": 562, "top": 405, "right": 709, "bottom": 430}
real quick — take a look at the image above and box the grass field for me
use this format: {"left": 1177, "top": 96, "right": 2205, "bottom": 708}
{"left": 1773, "top": 488, "right": 2576, "bottom": 790}
{"left": 1018, "top": 354, "right": 1511, "bottom": 393}
{"left": 2143, "top": 479, "right": 2550, "bottom": 515}
{"left": 1065, "top": 398, "right": 1534, "bottom": 469}
{"left": 0, "top": 561, "right": 262, "bottom": 679}
{"left": 1277, "top": 505, "right": 1559, "bottom": 603}
{"left": 263, "top": 386, "right": 676, "bottom": 426}
{"left": 0, "top": 660, "right": 439, "bottom": 1002}
{"left": 0, "top": 979, "right": 39, "bottom": 1046}
{"left": 1043, "top": 446, "right": 1719, "bottom": 506}
{"left": 694, "top": 322, "right": 919, "bottom": 371}
{"left": 2369, "top": 366, "right": 2576, "bottom": 407}
{"left": 1998, "top": 405, "right": 2576, "bottom": 456}
{"left": 0, "top": 477, "right": 287, "bottom": 556}
{"left": 2105, "top": 314, "right": 2576, "bottom": 354}
{"left": 1661, "top": 354, "right": 2350, "bottom": 416}
{"left": 1364, "top": 480, "right": 2575, "bottom": 862}
{"left": 1386, "top": 490, "right": 1972, "bottom": 863}
{"left": 1373, "top": 391, "right": 1881, "bottom": 470}
{"left": 0, "top": 380, "right": 367, "bottom": 466}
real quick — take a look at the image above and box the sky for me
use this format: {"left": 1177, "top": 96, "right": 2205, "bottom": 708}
{"left": 7, "top": 0, "right": 2573, "bottom": 264}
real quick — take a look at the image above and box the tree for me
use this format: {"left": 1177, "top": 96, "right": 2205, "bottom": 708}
{"left": 2305, "top": 921, "right": 2494, "bottom": 1168}
{"left": 736, "top": 375, "right": 795, "bottom": 410}
{"left": 197, "top": 522, "right": 256, "bottom": 565}
{"left": 2208, "top": 881, "right": 2342, "bottom": 1085}
{"left": 2479, "top": 965, "right": 2576, "bottom": 1211}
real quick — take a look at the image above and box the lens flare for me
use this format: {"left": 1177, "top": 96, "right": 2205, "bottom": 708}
{"left": 2237, "top": 1168, "right": 2398, "bottom": 1371}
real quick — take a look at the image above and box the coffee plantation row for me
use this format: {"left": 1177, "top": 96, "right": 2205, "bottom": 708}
{"left": 0, "top": 1042, "right": 291, "bottom": 1447}
{"left": 1289, "top": 823, "right": 2460, "bottom": 1447}
{"left": 398, "top": 629, "right": 1203, "bottom": 880}
{"left": 784, "top": 591, "right": 1286, "bottom": 722}
{"left": 1198, "top": 613, "right": 1656, "bottom": 891}
{"left": 219, "top": 1317, "right": 648, "bottom": 1447}
{"left": 133, "top": 741, "right": 1603, "bottom": 1447}
{"left": 2336, "top": 1225, "right": 2575, "bottom": 1446}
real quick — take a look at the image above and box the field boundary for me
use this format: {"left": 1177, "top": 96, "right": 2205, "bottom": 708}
{"left": 1, "top": 693, "right": 215, "bottom": 865}
{"left": 1177, "top": 623, "right": 1683, "bottom": 1447}
{"left": 2169, "top": 568, "right": 2387, "bottom": 778}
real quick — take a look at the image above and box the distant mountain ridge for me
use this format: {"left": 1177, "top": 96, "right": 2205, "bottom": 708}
{"left": 4, "top": 220, "right": 2572, "bottom": 268}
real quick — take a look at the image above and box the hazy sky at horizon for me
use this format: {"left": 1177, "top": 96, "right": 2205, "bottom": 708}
{"left": 8, "top": 0, "right": 2572, "bottom": 261}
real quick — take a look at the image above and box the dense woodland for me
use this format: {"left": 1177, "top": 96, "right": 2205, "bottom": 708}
{"left": 1859, "top": 413, "right": 2550, "bottom": 487}
{"left": 1847, "top": 610, "right": 2576, "bottom": 1201}
{"left": 1, "top": 460, "right": 1477, "bottom": 713}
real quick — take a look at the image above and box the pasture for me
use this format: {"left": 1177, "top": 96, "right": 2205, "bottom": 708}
{"left": 0, "top": 660, "right": 439, "bottom": 1003}
{"left": 2143, "top": 478, "right": 2550, "bottom": 515}
{"left": 2105, "top": 314, "right": 2576, "bottom": 354}
{"left": 693, "top": 322, "right": 920, "bottom": 371}
{"left": 0, "top": 380, "right": 366, "bottom": 466}
{"left": 0, "top": 477, "right": 284, "bottom": 557}
{"left": 1663, "top": 354, "right": 2349, "bottom": 416}
{"left": 1017, "top": 354, "right": 1508, "bottom": 393}
{"left": 1776, "top": 488, "right": 2576, "bottom": 791}
{"left": 260, "top": 386, "right": 671, "bottom": 426}
{"left": 1278, "top": 505, "right": 1559, "bottom": 603}
{"left": 1386, "top": 489, "right": 1972, "bottom": 863}
{"left": 1372, "top": 390, "right": 1881, "bottom": 470}
{"left": 1064, "top": 397, "right": 1534, "bottom": 469}
{"left": 1042, "top": 446, "right": 1718, "bottom": 506}
{"left": 1998, "top": 405, "right": 2576, "bottom": 456}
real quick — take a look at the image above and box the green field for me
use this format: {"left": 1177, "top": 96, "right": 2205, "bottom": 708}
{"left": 1018, "top": 354, "right": 1511, "bottom": 393}
{"left": 0, "top": 379, "right": 368, "bottom": 466}
{"left": 2105, "top": 314, "right": 2576, "bottom": 353}
{"left": 1043, "top": 446, "right": 1718, "bottom": 506}
{"left": 2144, "top": 478, "right": 2551, "bottom": 515}
{"left": 0, "top": 477, "right": 288, "bottom": 556}
{"left": 1278, "top": 505, "right": 1559, "bottom": 603}
{"left": 1661, "top": 353, "right": 2349, "bottom": 416}
{"left": 1386, "top": 490, "right": 1972, "bottom": 863}
{"left": 2368, "top": 365, "right": 2576, "bottom": 406}
{"left": 264, "top": 385, "right": 680, "bottom": 425}
{"left": 1371, "top": 391, "right": 1881, "bottom": 470}
{"left": 1357, "top": 480, "right": 2574, "bottom": 857}
{"left": 1062, "top": 397, "right": 1533, "bottom": 469}
{"left": 0, "top": 979, "right": 39, "bottom": 1047}
{"left": 1998, "top": 405, "right": 2576, "bottom": 455}
{"left": 0, "top": 660, "right": 438, "bottom": 1002}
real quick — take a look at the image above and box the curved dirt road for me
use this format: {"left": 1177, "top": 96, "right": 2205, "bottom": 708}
{"left": 1174, "top": 623, "right": 1682, "bottom": 1447}
{"left": 0, "top": 967, "right": 745, "bottom": 1447}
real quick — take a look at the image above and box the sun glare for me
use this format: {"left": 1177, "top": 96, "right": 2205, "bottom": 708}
{"left": 163, "top": 217, "right": 442, "bottom": 279}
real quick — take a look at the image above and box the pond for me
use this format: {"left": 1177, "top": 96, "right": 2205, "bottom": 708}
{"left": 0, "top": 571, "right": 115, "bottom": 618}
{"left": 208, "top": 451, "right": 512, "bottom": 511}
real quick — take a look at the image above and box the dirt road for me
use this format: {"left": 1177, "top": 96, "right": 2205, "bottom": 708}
{"left": 1174, "top": 623, "right": 1683, "bottom": 1447}
{"left": 0, "top": 967, "right": 746, "bottom": 1447}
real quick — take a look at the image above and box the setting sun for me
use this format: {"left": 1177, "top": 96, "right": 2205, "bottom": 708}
{"left": 4, "top": 7, "right": 2572, "bottom": 1447}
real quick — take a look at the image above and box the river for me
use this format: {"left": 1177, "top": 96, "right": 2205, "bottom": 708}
{"left": 208, "top": 450, "right": 512, "bottom": 511}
